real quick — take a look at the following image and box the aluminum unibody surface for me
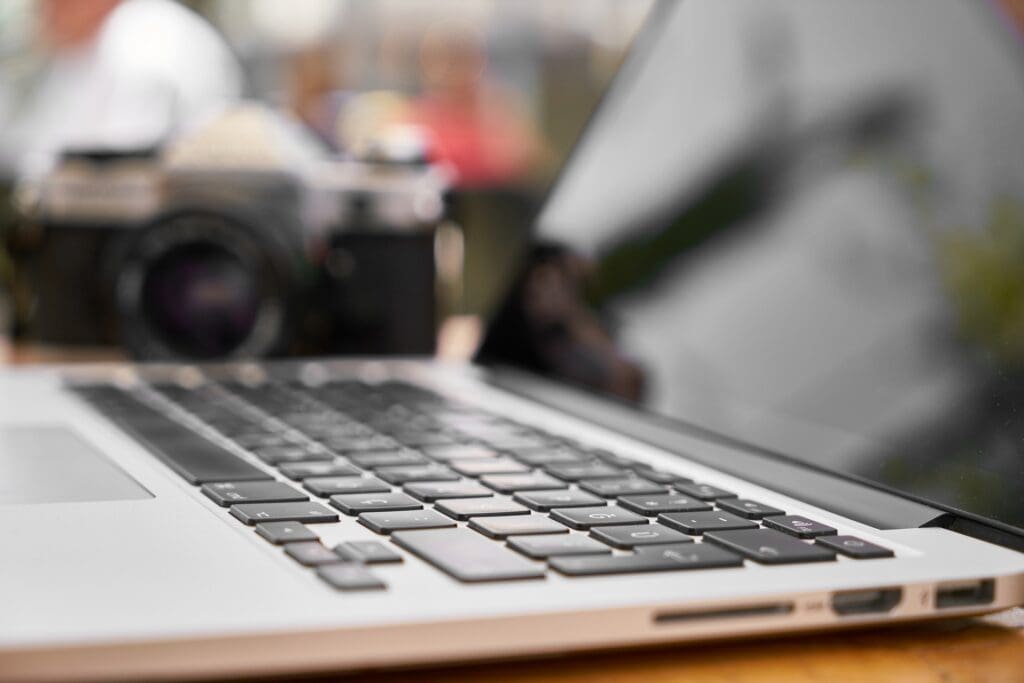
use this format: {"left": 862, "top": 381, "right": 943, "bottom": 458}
{"left": 1, "top": 361, "right": 1022, "bottom": 683}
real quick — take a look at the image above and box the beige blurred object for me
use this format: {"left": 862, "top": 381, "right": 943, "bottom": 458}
{"left": 162, "top": 103, "right": 320, "bottom": 171}
{"left": 0, "top": 338, "right": 124, "bottom": 365}
{"left": 436, "top": 314, "right": 482, "bottom": 362}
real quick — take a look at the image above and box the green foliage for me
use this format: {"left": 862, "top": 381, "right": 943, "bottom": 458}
{"left": 938, "top": 198, "right": 1024, "bottom": 367}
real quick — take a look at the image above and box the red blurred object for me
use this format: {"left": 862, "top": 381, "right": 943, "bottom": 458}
{"left": 409, "top": 95, "right": 538, "bottom": 188}
{"left": 406, "top": 21, "right": 542, "bottom": 188}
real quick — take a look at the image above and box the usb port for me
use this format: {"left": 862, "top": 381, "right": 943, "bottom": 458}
{"left": 935, "top": 579, "right": 995, "bottom": 609}
{"left": 831, "top": 588, "right": 902, "bottom": 616}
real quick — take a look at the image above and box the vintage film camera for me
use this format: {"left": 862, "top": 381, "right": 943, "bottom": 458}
{"left": 6, "top": 105, "right": 448, "bottom": 360}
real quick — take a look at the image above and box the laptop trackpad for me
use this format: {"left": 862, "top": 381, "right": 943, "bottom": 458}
{"left": 0, "top": 427, "right": 152, "bottom": 504}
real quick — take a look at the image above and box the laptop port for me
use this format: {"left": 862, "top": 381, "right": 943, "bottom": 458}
{"left": 653, "top": 603, "right": 793, "bottom": 624}
{"left": 935, "top": 579, "right": 995, "bottom": 609}
{"left": 831, "top": 588, "right": 902, "bottom": 616}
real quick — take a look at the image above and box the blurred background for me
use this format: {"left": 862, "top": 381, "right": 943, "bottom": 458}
{"left": 0, "top": 0, "right": 649, "bottom": 361}
{"left": 1, "top": 0, "right": 1022, "bottom": 381}
{"left": 0, "top": 0, "right": 1022, "bottom": 548}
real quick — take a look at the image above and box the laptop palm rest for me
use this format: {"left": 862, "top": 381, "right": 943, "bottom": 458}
{"left": 0, "top": 427, "right": 152, "bottom": 505}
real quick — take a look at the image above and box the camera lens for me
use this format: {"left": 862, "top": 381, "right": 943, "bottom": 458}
{"left": 140, "top": 242, "right": 261, "bottom": 359}
{"left": 117, "top": 210, "right": 295, "bottom": 360}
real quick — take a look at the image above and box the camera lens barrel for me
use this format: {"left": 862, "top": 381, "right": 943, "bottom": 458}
{"left": 116, "top": 208, "right": 299, "bottom": 360}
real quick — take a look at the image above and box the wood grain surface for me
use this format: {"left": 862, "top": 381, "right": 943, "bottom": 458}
{"left": 288, "top": 610, "right": 1024, "bottom": 683}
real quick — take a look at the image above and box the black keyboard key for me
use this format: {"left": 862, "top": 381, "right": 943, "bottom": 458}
{"left": 480, "top": 472, "right": 564, "bottom": 493}
{"left": 578, "top": 478, "right": 668, "bottom": 498}
{"left": 423, "top": 444, "right": 499, "bottom": 461}
{"left": 230, "top": 501, "right": 339, "bottom": 525}
{"left": 658, "top": 510, "right": 758, "bottom": 535}
{"left": 545, "top": 463, "right": 626, "bottom": 482}
{"left": 484, "top": 434, "right": 552, "bottom": 451}
{"left": 816, "top": 535, "right": 894, "bottom": 559}
{"left": 673, "top": 482, "right": 737, "bottom": 500}
{"left": 764, "top": 515, "right": 837, "bottom": 539}
{"left": 255, "top": 521, "right": 319, "bottom": 544}
{"left": 392, "top": 431, "right": 457, "bottom": 447}
{"left": 391, "top": 528, "right": 545, "bottom": 582}
{"left": 322, "top": 435, "right": 398, "bottom": 453}
{"left": 303, "top": 424, "right": 373, "bottom": 440}
{"left": 630, "top": 467, "right": 688, "bottom": 485}
{"left": 233, "top": 432, "right": 298, "bottom": 449}
{"left": 304, "top": 476, "right": 390, "bottom": 497}
{"left": 450, "top": 457, "right": 530, "bottom": 477}
{"left": 204, "top": 419, "right": 256, "bottom": 436}
{"left": 590, "top": 450, "right": 637, "bottom": 469}
{"left": 468, "top": 514, "right": 568, "bottom": 539}
{"left": 590, "top": 523, "right": 693, "bottom": 549}
{"left": 618, "top": 493, "right": 711, "bottom": 516}
{"left": 705, "top": 528, "right": 836, "bottom": 564}
{"left": 252, "top": 445, "right": 332, "bottom": 465}
{"left": 404, "top": 480, "right": 493, "bottom": 501}
{"left": 284, "top": 542, "right": 345, "bottom": 566}
{"left": 507, "top": 535, "right": 611, "bottom": 559}
{"left": 435, "top": 498, "right": 529, "bottom": 520}
{"left": 511, "top": 448, "right": 590, "bottom": 466}
{"left": 114, "top": 411, "right": 271, "bottom": 484}
{"left": 329, "top": 492, "right": 422, "bottom": 515}
{"left": 278, "top": 461, "right": 360, "bottom": 480}
{"left": 451, "top": 421, "right": 528, "bottom": 440}
{"left": 317, "top": 564, "right": 387, "bottom": 591}
{"left": 347, "top": 450, "right": 430, "bottom": 469}
{"left": 716, "top": 499, "right": 786, "bottom": 520}
{"left": 458, "top": 421, "right": 532, "bottom": 438}
{"left": 358, "top": 509, "right": 456, "bottom": 534}
{"left": 550, "top": 543, "right": 742, "bottom": 576}
{"left": 549, "top": 505, "right": 646, "bottom": 530}
{"left": 201, "top": 481, "right": 307, "bottom": 507}
{"left": 334, "top": 540, "right": 403, "bottom": 564}
{"left": 432, "top": 414, "right": 504, "bottom": 432}
{"left": 513, "top": 489, "right": 604, "bottom": 511}
{"left": 376, "top": 464, "right": 459, "bottom": 484}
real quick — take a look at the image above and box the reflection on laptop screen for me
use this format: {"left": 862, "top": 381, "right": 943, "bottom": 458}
{"left": 484, "top": 1, "right": 1024, "bottom": 531}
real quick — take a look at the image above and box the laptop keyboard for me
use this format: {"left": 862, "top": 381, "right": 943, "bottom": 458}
{"left": 74, "top": 379, "right": 895, "bottom": 591}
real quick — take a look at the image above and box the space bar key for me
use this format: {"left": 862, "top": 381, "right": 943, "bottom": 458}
{"left": 128, "top": 422, "right": 271, "bottom": 484}
{"left": 391, "top": 528, "right": 545, "bottom": 582}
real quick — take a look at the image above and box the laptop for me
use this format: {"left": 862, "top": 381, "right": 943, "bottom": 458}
{"left": 3, "top": 2, "right": 1024, "bottom": 680}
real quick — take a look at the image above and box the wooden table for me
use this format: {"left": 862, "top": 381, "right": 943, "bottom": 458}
{"left": 310, "top": 613, "right": 1024, "bottom": 683}
{"left": 4, "top": 341, "right": 1023, "bottom": 683}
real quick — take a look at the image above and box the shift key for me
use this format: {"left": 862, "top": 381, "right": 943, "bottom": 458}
{"left": 392, "top": 528, "right": 544, "bottom": 582}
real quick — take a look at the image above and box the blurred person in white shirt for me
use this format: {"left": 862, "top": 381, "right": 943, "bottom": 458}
{"left": 0, "top": 0, "right": 242, "bottom": 180}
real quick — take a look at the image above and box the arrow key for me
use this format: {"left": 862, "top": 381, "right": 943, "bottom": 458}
{"left": 704, "top": 528, "right": 836, "bottom": 564}
{"left": 255, "top": 521, "right": 319, "bottom": 544}
{"left": 549, "top": 543, "right": 742, "bottom": 576}
{"left": 816, "top": 535, "right": 894, "bottom": 559}
{"left": 763, "top": 515, "right": 837, "bottom": 539}
{"left": 329, "top": 492, "right": 422, "bottom": 515}
{"left": 658, "top": 510, "right": 757, "bottom": 535}
{"left": 590, "top": 523, "right": 692, "bottom": 549}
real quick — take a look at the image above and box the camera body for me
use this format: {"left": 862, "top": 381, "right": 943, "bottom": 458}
{"left": 7, "top": 106, "right": 447, "bottom": 360}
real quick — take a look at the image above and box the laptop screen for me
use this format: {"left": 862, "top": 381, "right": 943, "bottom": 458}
{"left": 480, "top": 0, "right": 1024, "bottom": 533}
